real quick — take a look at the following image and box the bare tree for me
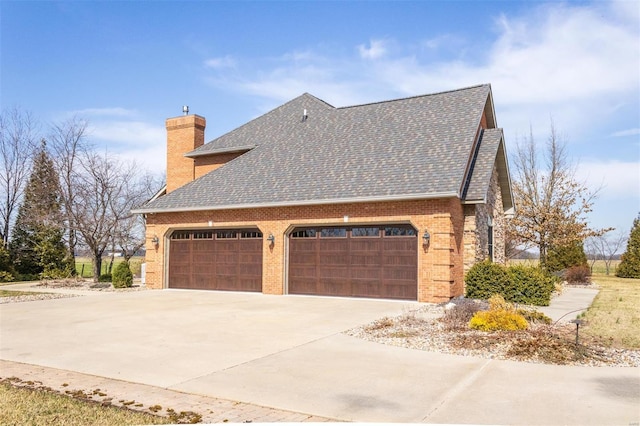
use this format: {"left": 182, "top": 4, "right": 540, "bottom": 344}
{"left": 585, "top": 230, "right": 628, "bottom": 275}
{"left": 507, "top": 123, "right": 608, "bottom": 266}
{"left": 0, "top": 107, "right": 39, "bottom": 247}
{"left": 71, "top": 151, "right": 140, "bottom": 281}
{"left": 49, "top": 117, "right": 89, "bottom": 268}
{"left": 113, "top": 172, "right": 163, "bottom": 262}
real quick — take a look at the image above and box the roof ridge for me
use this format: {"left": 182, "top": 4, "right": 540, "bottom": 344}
{"left": 336, "top": 83, "right": 491, "bottom": 110}
{"left": 196, "top": 93, "right": 335, "bottom": 149}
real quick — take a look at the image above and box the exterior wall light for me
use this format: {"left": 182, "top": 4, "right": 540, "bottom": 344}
{"left": 422, "top": 229, "right": 430, "bottom": 246}
{"left": 267, "top": 233, "right": 275, "bottom": 245}
{"left": 151, "top": 235, "right": 160, "bottom": 248}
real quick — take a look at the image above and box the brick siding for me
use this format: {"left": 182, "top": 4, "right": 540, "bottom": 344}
{"left": 144, "top": 198, "right": 467, "bottom": 303}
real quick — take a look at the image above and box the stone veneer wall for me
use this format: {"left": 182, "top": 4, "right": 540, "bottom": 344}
{"left": 463, "top": 165, "right": 506, "bottom": 277}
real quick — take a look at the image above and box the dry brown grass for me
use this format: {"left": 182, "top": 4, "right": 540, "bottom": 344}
{"left": 0, "top": 380, "right": 170, "bottom": 426}
{"left": 583, "top": 273, "right": 640, "bottom": 349}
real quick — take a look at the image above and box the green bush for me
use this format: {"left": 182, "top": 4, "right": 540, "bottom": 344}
{"left": 98, "top": 274, "right": 112, "bottom": 283}
{"left": 0, "top": 271, "right": 14, "bottom": 282}
{"left": 544, "top": 241, "right": 587, "bottom": 273}
{"left": 41, "top": 264, "right": 74, "bottom": 280}
{"left": 506, "top": 264, "right": 557, "bottom": 306}
{"left": 465, "top": 262, "right": 556, "bottom": 306}
{"left": 465, "top": 261, "right": 510, "bottom": 300}
{"left": 16, "top": 273, "right": 39, "bottom": 282}
{"left": 517, "top": 309, "right": 552, "bottom": 325}
{"left": 112, "top": 261, "right": 133, "bottom": 288}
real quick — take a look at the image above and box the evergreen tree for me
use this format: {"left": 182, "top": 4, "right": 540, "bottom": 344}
{"left": 616, "top": 214, "right": 640, "bottom": 278}
{"left": 544, "top": 240, "right": 588, "bottom": 272}
{"left": 9, "top": 141, "right": 69, "bottom": 277}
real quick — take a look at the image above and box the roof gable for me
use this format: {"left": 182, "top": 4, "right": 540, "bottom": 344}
{"left": 137, "top": 84, "right": 506, "bottom": 214}
{"left": 463, "top": 128, "right": 514, "bottom": 212}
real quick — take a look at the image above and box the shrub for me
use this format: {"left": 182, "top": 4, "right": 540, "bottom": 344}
{"left": 517, "top": 309, "right": 552, "bottom": 324}
{"left": 544, "top": 241, "right": 588, "bottom": 273}
{"left": 564, "top": 265, "right": 591, "bottom": 284}
{"left": 465, "top": 261, "right": 510, "bottom": 300}
{"left": 112, "top": 262, "right": 133, "bottom": 288}
{"left": 98, "top": 274, "right": 112, "bottom": 283}
{"left": 41, "top": 264, "right": 74, "bottom": 280}
{"left": 441, "top": 299, "right": 486, "bottom": 330}
{"left": 469, "top": 309, "right": 529, "bottom": 331}
{"left": 506, "top": 265, "right": 557, "bottom": 306}
{"left": 0, "top": 271, "right": 14, "bottom": 282}
{"left": 466, "top": 262, "right": 556, "bottom": 306}
{"left": 469, "top": 295, "right": 528, "bottom": 332}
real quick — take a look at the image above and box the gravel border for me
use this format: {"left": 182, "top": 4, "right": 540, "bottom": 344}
{"left": 344, "top": 304, "right": 640, "bottom": 367}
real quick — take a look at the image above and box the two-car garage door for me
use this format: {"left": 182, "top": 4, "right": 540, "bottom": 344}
{"left": 168, "top": 229, "right": 263, "bottom": 292}
{"left": 288, "top": 225, "right": 418, "bottom": 300}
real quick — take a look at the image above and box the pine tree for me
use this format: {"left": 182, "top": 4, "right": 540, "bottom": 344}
{"left": 616, "top": 214, "right": 640, "bottom": 278}
{"left": 9, "top": 141, "right": 69, "bottom": 277}
{"left": 544, "top": 240, "right": 588, "bottom": 272}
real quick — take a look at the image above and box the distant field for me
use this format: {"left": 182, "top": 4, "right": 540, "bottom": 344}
{"left": 75, "top": 256, "right": 144, "bottom": 278}
{"left": 509, "top": 259, "right": 621, "bottom": 275}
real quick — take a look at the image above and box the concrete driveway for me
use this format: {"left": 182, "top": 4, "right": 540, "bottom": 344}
{"left": 1, "top": 289, "right": 639, "bottom": 424}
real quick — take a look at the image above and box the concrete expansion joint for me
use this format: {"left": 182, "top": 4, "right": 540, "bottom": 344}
{"left": 421, "top": 358, "right": 492, "bottom": 422}
{"left": 169, "top": 332, "right": 343, "bottom": 388}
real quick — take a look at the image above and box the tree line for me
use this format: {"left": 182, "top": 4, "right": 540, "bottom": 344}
{"left": 0, "top": 107, "right": 161, "bottom": 282}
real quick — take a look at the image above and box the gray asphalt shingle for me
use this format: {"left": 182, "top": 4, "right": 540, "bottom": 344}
{"left": 139, "top": 84, "right": 497, "bottom": 213}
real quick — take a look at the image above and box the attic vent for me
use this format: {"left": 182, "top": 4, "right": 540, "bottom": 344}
{"left": 302, "top": 109, "right": 308, "bottom": 122}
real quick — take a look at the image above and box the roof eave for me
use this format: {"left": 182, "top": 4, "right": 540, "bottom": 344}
{"left": 185, "top": 145, "right": 256, "bottom": 158}
{"left": 131, "top": 191, "right": 460, "bottom": 215}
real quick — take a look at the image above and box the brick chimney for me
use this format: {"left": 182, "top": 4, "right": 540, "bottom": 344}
{"left": 165, "top": 114, "right": 206, "bottom": 193}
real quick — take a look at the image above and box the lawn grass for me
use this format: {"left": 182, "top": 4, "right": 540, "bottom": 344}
{"left": 0, "top": 290, "right": 35, "bottom": 297}
{"left": 0, "top": 381, "right": 170, "bottom": 426}
{"left": 75, "top": 256, "right": 144, "bottom": 278}
{"left": 583, "top": 273, "right": 640, "bottom": 349}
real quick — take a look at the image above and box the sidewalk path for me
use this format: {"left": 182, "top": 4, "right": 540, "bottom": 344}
{"left": 539, "top": 286, "right": 599, "bottom": 323}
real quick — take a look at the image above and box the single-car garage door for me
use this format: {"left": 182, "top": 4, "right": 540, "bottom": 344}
{"left": 168, "top": 229, "right": 263, "bottom": 292}
{"left": 288, "top": 225, "right": 417, "bottom": 300}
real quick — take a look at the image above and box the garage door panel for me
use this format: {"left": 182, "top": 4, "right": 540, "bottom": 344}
{"left": 319, "top": 279, "right": 351, "bottom": 297}
{"left": 289, "top": 225, "right": 417, "bottom": 300}
{"left": 319, "top": 254, "right": 348, "bottom": 265}
{"left": 168, "top": 229, "right": 262, "bottom": 292}
{"left": 350, "top": 254, "right": 381, "bottom": 266}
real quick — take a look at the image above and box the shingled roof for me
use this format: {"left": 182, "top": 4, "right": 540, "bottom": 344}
{"left": 135, "top": 84, "right": 513, "bottom": 213}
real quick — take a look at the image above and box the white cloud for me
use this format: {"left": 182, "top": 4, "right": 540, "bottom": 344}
{"left": 576, "top": 160, "right": 640, "bottom": 199}
{"left": 204, "top": 55, "right": 237, "bottom": 69}
{"left": 357, "top": 39, "right": 388, "bottom": 60}
{"left": 87, "top": 120, "right": 166, "bottom": 172}
{"left": 204, "top": 2, "right": 638, "bottom": 141}
{"left": 611, "top": 128, "right": 640, "bottom": 137}
{"left": 69, "top": 107, "right": 137, "bottom": 118}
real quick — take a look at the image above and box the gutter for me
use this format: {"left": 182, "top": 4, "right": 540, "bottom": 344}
{"left": 131, "top": 191, "right": 460, "bottom": 215}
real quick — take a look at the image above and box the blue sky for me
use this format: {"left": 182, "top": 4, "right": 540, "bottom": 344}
{"left": 2, "top": 0, "right": 639, "bottom": 235}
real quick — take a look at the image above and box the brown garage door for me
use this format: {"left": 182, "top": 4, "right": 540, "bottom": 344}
{"left": 169, "top": 229, "right": 263, "bottom": 292}
{"left": 288, "top": 225, "right": 417, "bottom": 300}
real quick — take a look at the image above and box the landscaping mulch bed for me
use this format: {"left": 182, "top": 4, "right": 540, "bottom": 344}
{"left": 345, "top": 304, "right": 640, "bottom": 367}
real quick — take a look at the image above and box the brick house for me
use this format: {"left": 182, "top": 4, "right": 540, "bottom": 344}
{"left": 133, "top": 84, "right": 514, "bottom": 303}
